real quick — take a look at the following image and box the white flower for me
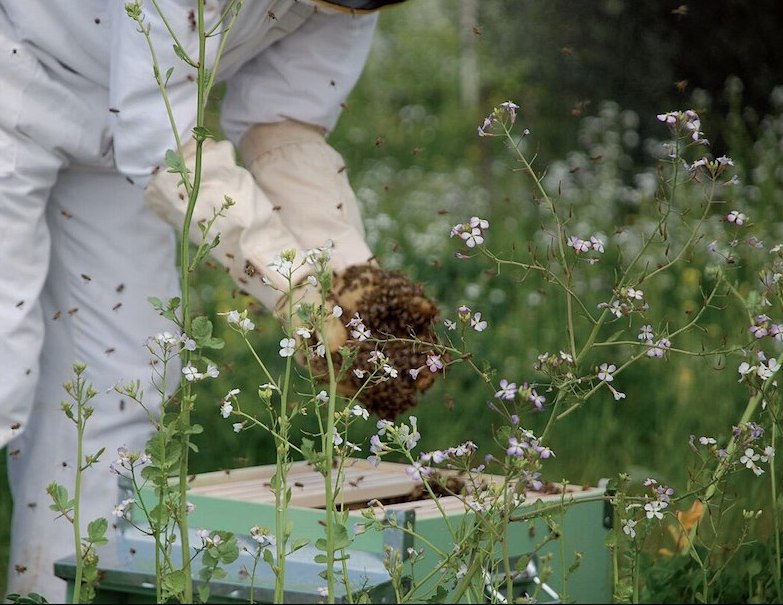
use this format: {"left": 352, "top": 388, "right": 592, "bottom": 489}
{"left": 351, "top": 405, "right": 369, "bottom": 420}
{"left": 727, "top": 210, "right": 747, "bottom": 225}
{"left": 112, "top": 498, "right": 136, "bottom": 518}
{"left": 757, "top": 360, "right": 779, "bottom": 380}
{"left": 315, "top": 390, "right": 329, "bottom": 403}
{"left": 590, "top": 235, "right": 605, "bottom": 254}
{"left": 205, "top": 364, "right": 219, "bottom": 379}
{"left": 350, "top": 324, "right": 371, "bottom": 341}
{"left": 279, "top": 338, "right": 296, "bottom": 358}
{"left": 609, "top": 385, "right": 626, "bottom": 401}
{"left": 182, "top": 363, "right": 202, "bottom": 382}
{"left": 567, "top": 235, "right": 591, "bottom": 253}
{"left": 269, "top": 255, "right": 293, "bottom": 277}
{"left": 238, "top": 317, "right": 255, "bottom": 332}
{"left": 644, "top": 500, "right": 665, "bottom": 520}
{"left": 638, "top": 325, "right": 654, "bottom": 341}
{"left": 332, "top": 305, "right": 343, "bottom": 318}
{"left": 740, "top": 447, "right": 760, "bottom": 469}
{"left": 232, "top": 422, "right": 243, "bottom": 433}
{"left": 295, "top": 327, "right": 312, "bottom": 339}
{"left": 426, "top": 354, "right": 444, "bottom": 373}
{"left": 622, "top": 518, "right": 637, "bottom": 538}
{"left": 383, "top": 363, "right": 398, "bottom": 379}
{"left": 220, "top": 402, "right": 233, "bottom": 418}
{"left": 444, "top": 319, "right": 457, "bottom": 331}
{"left": 738, "top": 362, "right": 756, "bottom": 381}
{"left": 598, "top": 363, "right": 616, "bottom": 382}
{"left": 470, "top": 216, "right": 489, "bottom": 231}
{"left": 625, "top": 287, "right": 644, "bottom": 301}
{"left": 470, "top": 312, "right": 488, "bottom": 332}
{"left": 333, "top": 427, "right": 344, "bottom": 447}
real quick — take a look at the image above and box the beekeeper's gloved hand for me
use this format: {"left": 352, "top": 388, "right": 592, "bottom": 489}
{"left": 145, "top": 136, "right": 311, "bottom": 310}
{"left": 240, "top": 121, "right": 443, "bottom": 417}
{"left": 145, "top": 125, "right": 443, "bottom": 417}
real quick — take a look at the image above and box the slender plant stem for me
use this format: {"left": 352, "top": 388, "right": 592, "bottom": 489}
{"left": 770, "top": 412, "right": 782, "bottom": 599}
{"left": 323, "top": 314, "right": 340, "bottom": 603}
{"left": 71, "top": 378, "right": 84, "bottom": 604}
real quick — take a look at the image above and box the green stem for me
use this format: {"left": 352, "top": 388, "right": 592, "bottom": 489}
{"left": 273, "top": 291, "right": 294, "bottom": 603}
{"left": 172, "top": 2, "right": 210, "bottom": 600}
{"left": 504, "top": 124, "right": 577, "bottom": 359}
{"left": 72, "top": 380, "right": 84, "bottom": 604}
{"left": 323, "top": 318, "right": 339, "bottom": 604}
{"left": 704, "top": 360, "right": 782, "bottom": 502}
{"left": 771, "top": 414, "right": 782, "bottom": 600}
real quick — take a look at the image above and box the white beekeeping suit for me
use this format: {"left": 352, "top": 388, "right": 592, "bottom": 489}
{"left": 0, "top": 0, "right": 383, "bottom": 598}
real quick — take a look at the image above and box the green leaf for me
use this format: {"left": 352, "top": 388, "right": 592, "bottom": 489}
{"left": 262, "top": 548, "right": 275, "bottom": 568}
{"left": 186, "top": 423, "right": 204, "bottom": 435}
{"left": 164, "top": 66, "right": 174, "bottom": 85}
{"left": 191, "top": 315, "right": 213, "bottom": 341}
{"left": 89, "top": 446, "right": 105, "bottom": 465}
{"left": 313, "top": 554, "right": 327, "bottom": 564}
{"left": 82, "top": 564, "right": 99, "bottom": 583}
{"left": 148, "top": 504, "right": 168, "bottom": 526}
{"left": 332, "top": 523, "right": 352, "bottom": 550}
{"left": 162, "top": 569, "right": 188, "bottom": 596}
{"left": 87, "top": 518, "right": 108, "bottom": 542}
{"left": 164, "top": 149, "right": 187, "bottom": 175}
{"left": 198, "top": 583, "right": 211, "bottom": 604}
{"left": 147, "top": 296, "right": 163, "bottom": 311}
{"left": 205, "top": 336, "right": 224, "bottom": 350}
{"left": 290, "top": 538, "right": 310, "bottom": 553}
{"left": 172, "top": 43, "right": 190, "bottom": 65}
{"left": 192, "top": 126, "right": 214, "bottom": 141}
{"left": 426, "top": 585, "right": 449, "bottom": 603}
{"left": 202, "top": 551, "right": 218, "bottom": 568}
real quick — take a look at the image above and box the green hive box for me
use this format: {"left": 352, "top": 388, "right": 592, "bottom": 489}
{"left": 59, "top": 459, "right": 612, "bottom": 602}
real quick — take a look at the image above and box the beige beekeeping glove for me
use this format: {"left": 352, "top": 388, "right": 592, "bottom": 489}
{"left": 242, "top": 122, "right": 444, "bottom": 418}
{"left": 239, "top": 120, "right": 373, "bottom": 274}
{"left": 145, "top": 137, "right": 311, "bottom": 310}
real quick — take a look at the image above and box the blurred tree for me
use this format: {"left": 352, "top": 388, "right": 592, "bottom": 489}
{"left": 475, "top": 0, "right": 783, "bottom": 160}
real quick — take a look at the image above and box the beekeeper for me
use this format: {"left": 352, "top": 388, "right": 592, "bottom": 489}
{"left": 0, "top": 0, "right": 437, "bottom": 599}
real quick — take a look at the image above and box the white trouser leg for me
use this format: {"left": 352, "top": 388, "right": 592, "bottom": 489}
{"left": 6, "top": 168, "right": 180, "bottom": 601}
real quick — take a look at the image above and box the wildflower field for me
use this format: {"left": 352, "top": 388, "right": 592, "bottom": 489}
{"left": 2, "top": 1, "right": 783, "bottom": 603}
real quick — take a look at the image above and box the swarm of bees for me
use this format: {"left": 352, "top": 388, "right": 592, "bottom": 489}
{"left": 309, "top": 264, "right": 442, "bottom": 419}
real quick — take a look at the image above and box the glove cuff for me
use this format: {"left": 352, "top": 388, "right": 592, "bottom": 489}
{"left": 240, "top": 120, "right": 327, "bottom": 163}
{"left": 240, "top": 120, "right": 374, "bottom": 274}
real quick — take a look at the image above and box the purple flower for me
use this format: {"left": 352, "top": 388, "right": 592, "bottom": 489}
{"left": 495, "top": 379, "right": 518, "bottom": 401}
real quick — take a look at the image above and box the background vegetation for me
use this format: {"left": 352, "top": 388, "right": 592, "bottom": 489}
{"left": 2, "top": 0, "right": 782, "bottom": 600}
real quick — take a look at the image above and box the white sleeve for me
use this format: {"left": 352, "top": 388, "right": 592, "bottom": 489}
{"left": 108, "top": 1, "right": 220, "bottom": 187}
{"left": 220, "top": 9, "right": 378, "bottom": 146}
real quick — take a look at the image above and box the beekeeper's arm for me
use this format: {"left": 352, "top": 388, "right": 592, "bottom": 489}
{"left": 137, "top": 4, "right": 441, "bottom": 415}
{"left": 138, "top": 5, "right": 379, "bottom": 308}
